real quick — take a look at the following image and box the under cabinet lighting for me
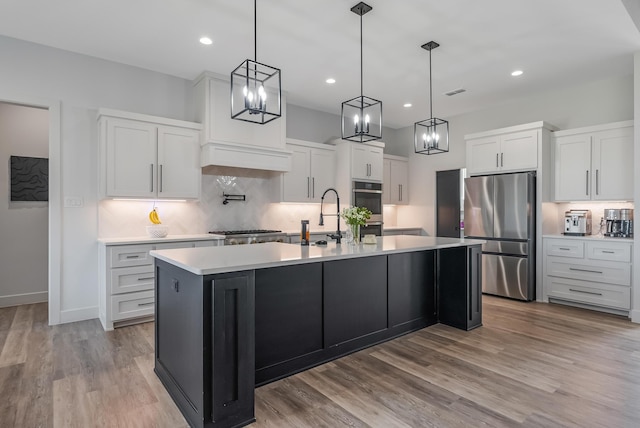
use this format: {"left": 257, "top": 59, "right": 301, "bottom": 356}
{"left": 112, "top": 198, "right": 188, "bottom": 202}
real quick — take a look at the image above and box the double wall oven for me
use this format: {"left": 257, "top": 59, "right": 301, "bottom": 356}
{"left": 352, "top": 180, "right": 383, "bottom": 236}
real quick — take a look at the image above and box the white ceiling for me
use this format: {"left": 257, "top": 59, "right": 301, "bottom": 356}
{"left": 2, "top": 0, "right": 640, "bottom": 129}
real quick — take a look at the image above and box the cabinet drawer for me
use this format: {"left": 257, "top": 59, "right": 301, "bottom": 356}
{"left": 546, "top": 258, "right": 631, "bottom": 286}
{"left": 154, "top": 242, "right": 195, "bottom": 250}
{"left": 111, "top": 290, "right": 155, "bottom": 321}
{"left": 194, "top": 240, "right": 222, "bottom": 247}
{"left": 545, "top": 239, "right": 584, "bottom": 258}
{"left": 586, "top": 241, "right": 632, "bottom": 263}
{"left": 546, "top": 276, "right": 630, "bottom": 310}
{"left": 109, "top": 244, "right": 154, "bottom": 268}
{"left": 110, "top": 265, "right": 155, "bottom": 294}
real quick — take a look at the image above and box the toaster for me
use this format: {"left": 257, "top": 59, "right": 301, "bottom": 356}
{"left": 564, "top": 210, "right": 591, "bottom": 236}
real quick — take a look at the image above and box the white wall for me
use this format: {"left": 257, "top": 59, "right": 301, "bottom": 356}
{"left": 0, "top": 35, "right": 192, "bottom": 323}
{"left": 399, "top": 74, "right": 634, "bottom": 235}
{"left": 0, "top": 102, "right": 49, "bottom": 306}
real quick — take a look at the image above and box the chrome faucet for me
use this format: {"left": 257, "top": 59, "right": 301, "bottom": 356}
{"left": 319, "top": 188, "right": 341, "bottom": 244}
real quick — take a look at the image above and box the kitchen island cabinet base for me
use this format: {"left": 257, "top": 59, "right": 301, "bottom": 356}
{"left": 153, "top": 242, "right": 481, "bottom": 428}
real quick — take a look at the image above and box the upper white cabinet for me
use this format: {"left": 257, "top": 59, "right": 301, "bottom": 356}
{"left": 193, "top": 72, "right": 292, "bottom": 172}
{"left": 347, "top": 142, "right": 384, "bottom": 181}
{"left": 466, "top": 129, "right": 538, "bottom": 175}
{"left": 383, "top": 155, "right": 409, "bottom": 205}
{"left": 98, "top": 109, "right": 201, "bottom": 199}
{"left": 280, "top": 139, "right": 336, "bottom": 203}
{"left": 553, "top": 121, "right": 633, "bottom": 201}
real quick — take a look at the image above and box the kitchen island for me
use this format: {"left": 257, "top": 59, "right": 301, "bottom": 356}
{"left": 150, "top": 235, "right": 484, "bottom": 428}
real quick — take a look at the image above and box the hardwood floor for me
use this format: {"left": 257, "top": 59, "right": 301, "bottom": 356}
{"left": 1, "top": 297, "right": 639, "bottom": 427}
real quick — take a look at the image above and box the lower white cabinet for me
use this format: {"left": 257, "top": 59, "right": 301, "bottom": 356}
{"left": 544, "top": 237, "right": 632, "bottom": 313}
{"left": 98, "top": 238, "right": 222, "bottom": 330}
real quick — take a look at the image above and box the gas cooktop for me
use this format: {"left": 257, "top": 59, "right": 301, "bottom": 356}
{"left": 208, "top": 229, "right": 282, "bottom": 236}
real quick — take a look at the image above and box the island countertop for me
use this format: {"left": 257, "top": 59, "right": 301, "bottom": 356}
{"left": 149, "top": 235, "right": 485, "bottom": 275}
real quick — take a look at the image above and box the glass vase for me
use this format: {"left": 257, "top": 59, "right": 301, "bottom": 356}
{"left": 350, "top": 224, "right": 360, "bottom": 245}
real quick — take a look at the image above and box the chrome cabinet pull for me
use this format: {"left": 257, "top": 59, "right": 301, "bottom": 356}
{"left": 569, "top": 267, "right": 603, "bottom": 274}
{"left": 602, "top": 250, "right": 615, "bottom": 254}
{"left": 126, "top": 255, "right": 140, "bottom": 259}
{"left": 137, "top": 277, "right": 154, "bottom": 281}
{"left": 558, "top": 247, "right": 571, "bottom": 251}
{"left": 595, "top": 169, "right": 599, "bottom": 195}
{"left": 307, "top": 177, "right": 310, "bottom": 198}
{"left": 496, "top": 153, "right": 499, "bottom": 167}
{"left": 399, "top": 184, "right": 402, "bottom": 201}
{"left": 137, "top": 302, "right": 154, "bottom": 307}
{"left": 569, "top": 288, "right": 603, "bottom": 296}
{"left": 150, "top": 164, "right": 154, "bottom": 192}
{"left": 501, "top": 152, "right": 503, "bottom": 167}
{"left": 312, "top": 177, "right": 315, "bottom": 198}
{"left": 159, "top": 164, "right": 163, "bottom": 193}
{"left": 585, "top": 170, "right": 589, "bottom": 195}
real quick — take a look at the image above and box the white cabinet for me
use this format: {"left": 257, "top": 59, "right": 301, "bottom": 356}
{"left": 553, "top": 121, "right": 633, "bottom": 201}
{"left": 350, "top": 143, "right": 384, "bottom": 181}
{"left": 280, "top": 139, "right": 336, "bottom": 202}
{"left": 544, "top": 237, "right": 633, "bottom": 313}
{"left": 99, "top": 109, "right": 201, "bottom": 199}
{"left": 98, "top": 237, "right": 223, "bottom": 330}
{"left": 383, "top": 155, "right": 409, "bottom": 205}
{"left": 194, "top": 72, "right": 292, "bottom": 172}
{"left": 466, "top": 129, "right": 538, "bottom": 175}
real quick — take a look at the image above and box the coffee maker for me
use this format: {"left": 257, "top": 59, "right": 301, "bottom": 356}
{"left": 564, "top": 210, "right": 592, "bottom": 236}
{"left": 604, "top": 209, "right": 634, "bottom": 238}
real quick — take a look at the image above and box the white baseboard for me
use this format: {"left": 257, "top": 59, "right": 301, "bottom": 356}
{"left": 0, "top": 291, "right": 48, "bottom": 308}
{"left": 59, "top": 306, "right": 99, "bottom": 324}
{"left": 631, "top": 309, "right": 640, "bottom": 324}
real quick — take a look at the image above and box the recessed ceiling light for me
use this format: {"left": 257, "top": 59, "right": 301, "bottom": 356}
{"left": 511, "top": 70, "right": 523, "bottom": 77}
{"left": 326, "top": 78, "right": 336, "bottom": 84}
{"left": 199, "top": 37, "right": 213, "bottom": 45}
{"left": 403, "top": 103, "right": 412, "bottom": 108}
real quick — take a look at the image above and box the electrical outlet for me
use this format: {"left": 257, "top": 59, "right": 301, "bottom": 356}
{"left": 64, "top": 197, "right": 84, "bottom": 207}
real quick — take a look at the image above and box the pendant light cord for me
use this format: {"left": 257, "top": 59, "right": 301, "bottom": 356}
{"left": 429, "top": 47, "right": 433, "bottom": 119}
{"left": 360, "top": 12, "right": 363, "bottom": 99}
{"left": 254, "top": 0, "right": 257, "bottom": 62}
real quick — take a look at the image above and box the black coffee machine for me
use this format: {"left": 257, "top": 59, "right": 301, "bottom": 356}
{"left": 604, "top": 209, "right": 633, "bottom": 238}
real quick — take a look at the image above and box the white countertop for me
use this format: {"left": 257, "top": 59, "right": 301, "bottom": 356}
{"left": 150, "top": 235, "right": 485, "bottom": 276}
{"left": 98, "top": 234, "right": 225, "bottom": 245}
{"left": 543, "top": 234, "right": 634, "bottom": 243}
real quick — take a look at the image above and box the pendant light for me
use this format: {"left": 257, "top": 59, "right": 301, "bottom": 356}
{"left": 230, "top": 0, "right": 281, "bottom": 124}
{"left": 414, "top": 41, "right": 449, "bottom": 155}
{"left": 341, "top": 2, "right": 382, "bottom": 143}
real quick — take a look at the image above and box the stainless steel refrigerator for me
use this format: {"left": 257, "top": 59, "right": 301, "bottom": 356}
{"left": 464, "top": 172, "right": 535, "bottom": 301}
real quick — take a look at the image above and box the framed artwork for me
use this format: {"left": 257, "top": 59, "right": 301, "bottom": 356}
{"left": 10, "top": 155, "right": 49, "bottom": 202}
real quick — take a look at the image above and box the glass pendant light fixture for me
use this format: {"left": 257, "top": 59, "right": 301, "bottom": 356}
{"left": 341, "top": 2, "right": 382, "bottom": 143}
{"left": 414, "top": 41, "right": 449, "bottom": 155}
{"left": 230, "top": 0, "right": 281, "bottom": 124}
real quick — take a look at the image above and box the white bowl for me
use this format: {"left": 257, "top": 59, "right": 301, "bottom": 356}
{"left": 146, "top": 225, "right": 169, "bottom": 238}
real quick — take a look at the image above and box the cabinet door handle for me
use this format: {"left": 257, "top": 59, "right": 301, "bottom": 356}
{"left": 558, "top": 247, "right": 571, "bottom": 251}
{"left": 150, "top": 164, "right": 154, "bottom": 192}
{"left": 159, "top": 164, "right": 163, "bottom": 193}
{"left": 137, "top": 302, "right": 154, "bottom": 307}
{"left": 126, "top": 255, "right": 140, "bottom": 259}
{"left": 307, "top": 177, "right": 310, "bottom": 198}
{"left": 500, "top": 152, "right": 503, "bottom": 167}
{"left": 172, "top": 279, "right": 179, "bottom": 292}
{"left": 569, "top": 288, "right": 603, "bottom": 296}
{"left": 399, "top": 184, "right": 402, "bottom": 201}
{"left": 496, "top": 153, "right": 499, "bottom": 167}
{"left": 585, "top": 170, "right": 589, "bottom": 195}
{"left": 602, "top": 250, "right": 615, "bottom": 254}
{"left": 137, "top": 277, "right": 154, "bottom": 281}
{"left": 569, "top": 267, "right": 603, "bottom": 274}
{"left": 312, "top": 177, "right": 315, "bottom": 198}
{"left": 595, "top": 169, "right": 599, "bottom": 195}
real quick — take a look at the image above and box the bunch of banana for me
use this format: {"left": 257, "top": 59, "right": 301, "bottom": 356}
{"left": 149, "top": 208, "right": 162, "bottom": 224}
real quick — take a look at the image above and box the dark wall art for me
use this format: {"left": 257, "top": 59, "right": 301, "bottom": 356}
{"left": 10, "top": 155, "right": 49, "bottom": 201}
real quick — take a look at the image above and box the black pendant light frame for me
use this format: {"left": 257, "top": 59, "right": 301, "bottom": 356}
{"left": 341, "top": 2, "right": 382, "bottom": 143}
{"left": 231, "top": 0, "right": 282, "bottom": 124}
{"left": 414, "top": 41, "right": 449, "bottom": 155}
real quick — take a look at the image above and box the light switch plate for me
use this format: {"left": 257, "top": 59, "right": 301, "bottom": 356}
{"left": 64, "top": 196, "right": 84, "bottom": 207}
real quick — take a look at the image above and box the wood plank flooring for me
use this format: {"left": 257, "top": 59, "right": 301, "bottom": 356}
{"left": 1, "top": 297, "right": 639, "bottom": 427}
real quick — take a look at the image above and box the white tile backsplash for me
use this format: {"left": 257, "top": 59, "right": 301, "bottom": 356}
{"left": 98, "top": 166, "right": 340, "bottom": 238}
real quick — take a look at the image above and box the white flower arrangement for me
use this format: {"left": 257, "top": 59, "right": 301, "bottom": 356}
{"left": 341, "top": 206, "right": 372, "bottom": 226}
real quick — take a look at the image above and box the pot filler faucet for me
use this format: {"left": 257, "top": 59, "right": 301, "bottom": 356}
{"left": 319, "top": 188, "right": 341, "bottom": 244}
